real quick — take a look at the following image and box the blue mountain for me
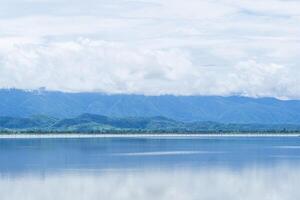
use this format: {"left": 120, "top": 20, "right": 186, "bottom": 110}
{"left": 1, "top": 89, "right": 300, "bottom": 124}
{"left": 1, "top": 114, "right": 300, "bottom": 133}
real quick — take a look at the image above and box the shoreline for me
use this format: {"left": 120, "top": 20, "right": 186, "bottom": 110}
{"left": 0, "top": 133, "right": 299, "bottom": 139}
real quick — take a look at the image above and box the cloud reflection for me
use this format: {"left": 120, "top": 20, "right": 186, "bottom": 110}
{"left": 1, "top": 166, "right": 300, "bottom": 200}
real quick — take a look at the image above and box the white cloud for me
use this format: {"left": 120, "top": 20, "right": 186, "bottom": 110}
{"left": 0, "top": 39, "right": 198, "bottom": 94}
{"left": 0, "top": 39, "right": 298, "bottom": 99}
{"left": 0, "top": 16, "right": 143, "bottom": 37}
{"left": 224, "top": 0, "right": 300, "bottom": 16}
{"left": 228, "top": 60, "right": 299, "bottom": 99}
{"left": 0, "top": 0, "right": 299, "bottom": 98}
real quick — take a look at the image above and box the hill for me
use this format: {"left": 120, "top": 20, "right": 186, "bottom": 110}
{"left": 0, "top": 114, "right": 299, "bottom": 133}
{"left": 1, "top": 89, "right": 300, "bottom": 124}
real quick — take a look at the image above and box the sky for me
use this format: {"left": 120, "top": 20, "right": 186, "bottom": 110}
{"left": 0, "top": 0, "right": 299, "bottom": 99}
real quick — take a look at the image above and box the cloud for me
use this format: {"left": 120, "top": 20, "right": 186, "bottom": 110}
{"left": 224, "top": 0, "right": 300, "bottom": 16}
{"left": 0, "top": 16, "right": 143, "bottom": 37}
{"left": 0, "top": 38, "right": 298, "bottom": 99}
{"left": 228, "top": 60, "right": 299, "bottom": 99}
{"left": 1, "top": 167, "right": 300, "bottom": 200}
{"left": 0, "top": 39, "right": 198, "bottom": 94}
{"left": 0, "top": 0, "right": 299, "bottom": 98}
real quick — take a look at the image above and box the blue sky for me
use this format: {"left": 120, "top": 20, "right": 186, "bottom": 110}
{"left": 0, "top": 0, "right": 299, "bottom": 99}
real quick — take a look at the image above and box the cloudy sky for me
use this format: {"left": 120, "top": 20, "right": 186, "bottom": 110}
{"left": 0, "top": 0, "right": 299, "bottom": 99}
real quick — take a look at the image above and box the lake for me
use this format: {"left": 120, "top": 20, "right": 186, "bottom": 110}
{"left": 1, "top": 135, "right": 300, "bottom": 199}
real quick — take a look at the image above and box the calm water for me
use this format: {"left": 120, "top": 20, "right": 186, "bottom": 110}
{"left": 1, "top": 136, "right": 300, "bottom": 199}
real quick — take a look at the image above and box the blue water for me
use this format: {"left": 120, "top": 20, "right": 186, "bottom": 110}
{"left": 1, "top": 136, "right": 300, "bottom": 200}
{"left": 1, "top": 136, "right": 300, "bottom": 175}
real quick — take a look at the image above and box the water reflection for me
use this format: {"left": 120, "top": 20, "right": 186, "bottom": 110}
{"left": 1, "top": 136, "right": 300, "bottom": 199}
{"left": 1, "top": 137, "right": 300, "bottom": 174}
{"left": 1, "top": 166, "right": 300, "bottom": 200}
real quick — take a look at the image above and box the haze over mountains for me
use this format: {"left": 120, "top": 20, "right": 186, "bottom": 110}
{"left": 1, "top": 89, "right": 300, "bottom": 124}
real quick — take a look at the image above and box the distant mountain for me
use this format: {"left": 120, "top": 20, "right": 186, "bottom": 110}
{"left": 0, "top": 114, "right": 184, "bottom": 132}
{"left": 0, "top": 114, "right": 300, "bottom": 133}
{"left": 1, "top": 89, "right": 300, "bottom": 124}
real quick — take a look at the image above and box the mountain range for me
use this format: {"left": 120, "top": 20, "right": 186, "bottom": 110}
{"left": 1, "top": 114, "right": 300, "bottom": 133}
{"left": 1, "top": 89, "right": 300, "bottom": 124}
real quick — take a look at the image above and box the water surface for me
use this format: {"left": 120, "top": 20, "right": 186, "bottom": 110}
{"left": 1, "top": 136, "right": 300, "bottom": 199}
